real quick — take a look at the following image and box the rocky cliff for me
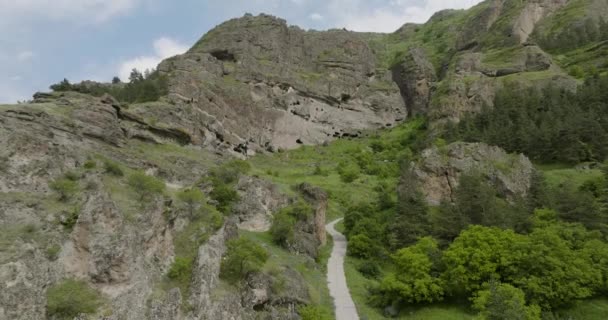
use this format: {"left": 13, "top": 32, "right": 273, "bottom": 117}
{"left": 1, "top": 0, "right": 607, "bottom": 318}
{"left": 410, "top": 142, "right": 534, "bottom": 205}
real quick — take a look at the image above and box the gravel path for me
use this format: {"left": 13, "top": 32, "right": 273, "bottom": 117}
{"left": 326, "top": 218, "right": 359, "bottom": 320}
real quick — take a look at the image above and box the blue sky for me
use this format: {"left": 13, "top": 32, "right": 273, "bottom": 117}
{"left": 0, "top": 0, "right": 482, "bottom": 103}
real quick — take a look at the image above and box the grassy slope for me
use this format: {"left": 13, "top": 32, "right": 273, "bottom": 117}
{"left": 248, "top": 118, "right": 425, "bottom": 222}
{"left": 241, "top": 231, "right": 335, "bottom": 316}
{"left": 536, "top": 163, "right": 603, "bottom": 188}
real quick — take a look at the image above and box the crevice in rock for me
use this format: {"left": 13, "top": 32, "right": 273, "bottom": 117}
{"left": 444, "top": 170, "right": 455, "bottom": 203}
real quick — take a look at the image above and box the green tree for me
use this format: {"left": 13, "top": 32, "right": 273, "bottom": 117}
{"left": 372, "top": 237, "right": 444, "bottom": 306}
{"left": 337, "top": 161, "right": 360, "bottom": 183}
{"left": 177, "top": 188, "right": 206, "bottom": 218}
{"left": 472, "top": 281, "right": 541, "bottom": 320}
{"left": 46, "top": 279, "right": 103, "bottom": 320}
{"left": 442, "top": 226, "right": 519, "bottom": 294}
{"left": 127, "top": 171, "right": 165, "bottom": 202}
{"left": 220, "top": 237, "right": 269, "bottom": 284}
{"left": 50, "top": 78, "right": 72, "bottom": 92}
{"left": 167, "top": 257, "right": 193, "bottom": 288}
{"left": 390, "top": 166, "right": 429, "bottom": 248}
{"left": 347, "top": 234, "right": 378, "bottom": 259}
{"left": 270, "top": 211, "right": 296, "bottom": 247}
{"left": 209, "top": 182, "right": 239, "bottom": 213}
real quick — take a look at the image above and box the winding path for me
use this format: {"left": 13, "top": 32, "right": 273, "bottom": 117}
{"left": 326, "top": 218, "right": 359, "bottom": 320}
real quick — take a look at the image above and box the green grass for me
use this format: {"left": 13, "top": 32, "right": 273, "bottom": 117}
{"left": 481, "top": 46, "right": 523, "bottom": 69}
{"left": 553, "top": 298, "right": 608, "bottom": 320}
{"left": 535, "top": 0, "right": 589, "bottom": 37}
{"left": 537, "top": 163, "right": 603, "bottom": 188}
{"left": 249, "top": 118, "right": 424, "bottom": 222}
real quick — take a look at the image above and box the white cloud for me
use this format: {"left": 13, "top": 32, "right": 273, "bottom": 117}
{"left": 310, "top": 13, "right": 324, "bottom": 21}
{"left": 17, "top": 51, "right": 35, "bottom": 62}
{"left": 118, "top": 37, "right": 188, "bottom": 80}
{"left": 0, "top": 0, "right": 145, "bottom": 24}
{"left": 328, "top": 0, "right": 483, "bottom": 32}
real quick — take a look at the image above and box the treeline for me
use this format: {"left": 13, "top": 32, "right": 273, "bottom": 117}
{"left": 343, "top": 161, "right": 608, "bottom": 317}
{"left": 445, "top": 75, "right": 608, "bottom": 164}
{"left": 50, "top": 69, "right": 168, "bottom": 104}
{"left": 536, "top": 17, "right": 608, "bottom": 52}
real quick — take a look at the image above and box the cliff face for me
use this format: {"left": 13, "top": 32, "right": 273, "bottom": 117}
{"left": 154, "top": 14, "right": 406, "bottom": 155}
{"left": 410, "top": 142, "right": 534, "bottom": 206}
{"left": 1, "top": 0, "right": 607, "bottom": 319}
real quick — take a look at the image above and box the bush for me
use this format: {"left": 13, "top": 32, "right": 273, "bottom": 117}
{"left": 270, "top": 211, "right": 296, "bottom": 247}
{"left": 220, "top": 238, "right": 269, "bottom": 284}
{"left": 312, "top": 163, "right": 328, "bottom": 176}
{"left": 50, "top": 178, "right": 78, "bottom": 201}
{"left": 177, "top": 188, "right": 206, "bottom": 217}
{"left": 347, "top": 234, "right": 377, "bottom": 258}
{"left": 127, "top": 172, "right": 165, "bottom": 202}
{"left": 83, "top": 160, "right": 97, "bottom": 170}
{"left": 337, "top": 162, "right": 360, "bottom": 183}
{"left": 103, "top": 160, "right": 124, "bottom": 177}
{"left": 60, "top": 207, "right": 80, "bottom": 230}
{"left": 298, "top": 305, "right": 333, "bottom": 320}
{"left": 210, "top": 182, "right": 239, "bottom": 213}
{"left": 472, "top": 282, "right": 541, "bottom": 320}
{"left": 46, "top": 279, "right": 103, "bottom": 319}
{"left": 210, "top": 159, "right": 251, "bottom": 185}
{"left": 357, "top": 261, "right": 381, "bottom": 279}
{"left": 167, "top": 257, "right": 194, "bottom": 288}
{"left": 63, "top": 171, "right": 81, "bottom": 181}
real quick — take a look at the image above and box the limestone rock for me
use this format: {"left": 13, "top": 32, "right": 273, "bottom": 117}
{"left": 391, "top": 48, "right": 437, "bottom": 116}
{"left": 233, "top": 177, "right": 290, "bottom": 232}
{"left": 155, "top": 13, "right": 406, "bottom": 154}
{"left": 411, "top": 142, "right": 534, "bottom": 205}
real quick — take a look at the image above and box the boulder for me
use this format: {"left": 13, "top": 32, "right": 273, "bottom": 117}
{"left": 411, "top": 142, "right": 534, "bottom": 205}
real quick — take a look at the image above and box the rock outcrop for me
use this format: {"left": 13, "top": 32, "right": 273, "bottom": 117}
{"left": 233, "top": 177, "right": 290, "bottom": 232}
{"left": 154, "top": 14, "right": 406, "bottom": 154}
{"left": 411, "top": 142, "right": 534, "bottom": 205}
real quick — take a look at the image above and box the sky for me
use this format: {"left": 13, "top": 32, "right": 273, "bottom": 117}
{"left": 0, "top": 0, "right": 482, "bottom": 103}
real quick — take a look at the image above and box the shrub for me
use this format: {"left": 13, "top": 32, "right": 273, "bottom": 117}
{"left": 177, "top": 188, "right": 206, "bottom": 217}
{"left": 103, "top": 160, "right": 124, "bottom": 177}
{"left": 50, "top": 178, "right": 78, "bottom": 201}
{"left": 347, "top": 234, "right": 377, "bottom": 259}
{"left": 220, "top": 238, "right": 268, "bottom": 284}
{"left": 46, "top": 279, "right": 103, "bottom": 319}
{"left": 472, "top": 282, "right": 541, "bottom": 320}
{"left": 210, "top": 159, "right": 251, "bottom": 185}
{"left": 270, "top": 211, "right": 296, "bottom": 247}
{"left": 167, "top": 257, "right": 194, "bottom": 289}
{"left": 288, "top": 200, "right": 314, "bottom": 221}
{"left": 46, "top": 244, "right": 61, "bottom": 261}
{"left": 127, "top": 172, "right": 165, "bottom": 202}
{"left": 358, "top": 260, "right": 381, "bottom": 279}
{"left": 313, "top": 163, "right": 328, "bottom": 176}
{"left": 337, "top": 162, "right": 360, "bottom": 183}
{"left": 210, "top": 182, "right": 239, "bottom": 213}
{"left": 60, "top": 206, "right": 80, "bottom": 230}
{"left": 63, "top": 171, "right": 81, "bottom": 181}
{"left": 298, "top": 305, "right": 333, "bottom": 320}
{"left": 83, "top": 160, "right": 97, "bottom": 170}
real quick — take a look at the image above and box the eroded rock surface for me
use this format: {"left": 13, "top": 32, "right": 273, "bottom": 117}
{"left": 411, "top": 142, "right": 534, "bottom": 205}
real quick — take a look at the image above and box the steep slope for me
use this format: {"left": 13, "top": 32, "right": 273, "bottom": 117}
{"left": 155, "top": 14, "right": 405, "bottom": 154}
